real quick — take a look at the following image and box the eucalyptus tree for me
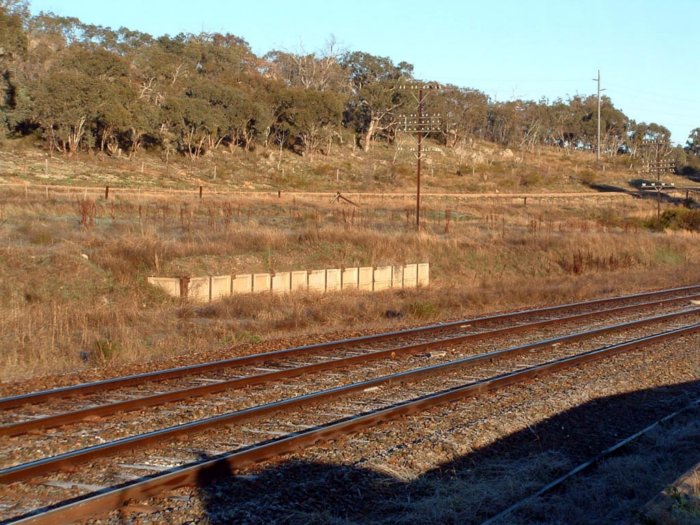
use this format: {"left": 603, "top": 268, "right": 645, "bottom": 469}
{"left": 433, "top": 86, "right": 489, "bottom": 147}
{"left": 685, "top": 128, "right": 700, "bottom": 156}
{"left": 275, "top": 86, "right": 344, "bottom": 155}
{"left": 341, "top": 51, "right": 413, "bottom": 151}
{"left": 263, "top": 38, "right": 346, "bottom": 93}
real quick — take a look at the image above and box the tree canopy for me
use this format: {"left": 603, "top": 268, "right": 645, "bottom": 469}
{"left": 0, "top": 4, "right": 691, "bottom": 162}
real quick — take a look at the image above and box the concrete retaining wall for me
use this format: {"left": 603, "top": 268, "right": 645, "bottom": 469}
{"left": 188, "top": 277, "right": 211, "bottom": 302}
{"left": 148, "top": 263, "right": 429, "bottom": 302}
{"left": 308, "top": 269, "right": 327, "bottom": 293}
{"left": 342, "top": 268, "right": 358, "bottom": 290}
{"left": 418, "top": 263, "right": 430, "bottom": 287}
{"left": 253, "top": 273, "right": 271, "bottom": 294}
{"left": 232, "top": 274, "right": 253, "bottom": 295}
{"left": 272, "top": 272, "right": 291, "bottom": 294}
{"left": 358, "top": 267, "right": 374, "bottom": 291}
{"left": 374, "top": 266, "right": 393, "bottom": 291}
{"left": 392, "top": 266, "right": 404, "bottom": 288}
{"left": 211, "top": 275, "right": 232, "bottom": 301}
{"left": 147, "top": 277, "right": 181, "bottom": 298}
{"left": 326, "top": 269, "right": 341, "bottom": 292}
{"left": 291, "top": 271, "right": 308, "bottom": 292}
{"left": 403, "top": 264, "right": 418, "bottom": 288}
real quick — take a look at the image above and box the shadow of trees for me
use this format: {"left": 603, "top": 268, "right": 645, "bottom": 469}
{"left": 193, "top": 380, "right": 700, "bottom": 524}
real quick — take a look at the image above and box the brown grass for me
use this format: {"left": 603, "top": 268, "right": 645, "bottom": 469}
{"left": 0, "top": 184, "right": 699, "bottom": 382}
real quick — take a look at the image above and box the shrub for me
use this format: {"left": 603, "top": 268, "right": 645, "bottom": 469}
{"left": 407, "top": 300, "right": 440, "bottom": 320}
{"left": 645, "top": 209, "right": 700, "bottom": 232}
{"left": 93, "top": 338, "right": 122, "bottom": 362}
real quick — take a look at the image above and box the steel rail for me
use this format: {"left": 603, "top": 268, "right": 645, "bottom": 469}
{"left": 2, "top": 300, "right": 698, "bottom": 437}
{"left": 480, "top": 397, "right": 700, "bottom": 525}
{"left": 2, "top": 285, "right": 699, "bottom": 410}
{"left": 6, "top": 322, "right": 700, "bottom": 525}
{"left": 1, "top": 309, "right": 697, "bottom": 485}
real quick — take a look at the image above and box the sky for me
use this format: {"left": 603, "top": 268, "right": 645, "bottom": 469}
{"left": 27, "top": 0, "right": 700, "bottom": 145}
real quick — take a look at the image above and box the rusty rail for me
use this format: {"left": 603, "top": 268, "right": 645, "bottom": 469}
{"left": 1, "top": 299, "right": 698, "bottom": 437}
{"left": 2, "top": 285, "right": 699, "bottom": 410}
{"left": 6, "top": 322, "right": 700, "bottom": 525}
{"left": 2, "top": 309, "right": 697, "bottom": 485}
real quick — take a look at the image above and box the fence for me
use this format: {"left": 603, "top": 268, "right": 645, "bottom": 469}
{"left": 148, "top": 263, "right": 429, "bottom": 302}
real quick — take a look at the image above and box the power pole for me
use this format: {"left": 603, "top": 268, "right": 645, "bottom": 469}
{"left": 639, "top": 138, "right": 676, "bottom": 223}
{"left": 593, "top": 70, "right": 605, "bottom": 163}
{"left": 416, "top": 86, "right": 424, "bottom": 229}
{"left": 398, "top": 83, "right": 442, "bottom": 230}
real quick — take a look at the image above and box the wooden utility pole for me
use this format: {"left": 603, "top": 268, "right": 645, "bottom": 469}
{"left": 640, "top": 139, "right": 676, "bottom": 224}
{"left": 416, "top": 87, "right": 423, "bottom": 229}
{"left": 593, "top": 70, "right": 604, "bottom": 163}
{"left": 398, "top": 83, "right": 442, "bottom": 230}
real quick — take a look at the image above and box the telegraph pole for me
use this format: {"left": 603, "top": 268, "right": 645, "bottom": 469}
{"left": 416, "top": 87, "right": 423, "bottom": 229}
{"left": 398, "top": 83, "right": 442, "bottom": 230}
{"left": 640, "top": 138, "right": 676, "bottom": 223}
{"left": 593, "top": 70, "right": 604, "bottom": 162}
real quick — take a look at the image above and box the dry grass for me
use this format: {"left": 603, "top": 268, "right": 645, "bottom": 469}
{"left": 1, "top": 136, "right": 696, "bottom": 195}
{"left": 500, "top": 408, "right": 700, "bottom": 525}
{"left": 0, "top": 182, "right": 699, "bottom": 382}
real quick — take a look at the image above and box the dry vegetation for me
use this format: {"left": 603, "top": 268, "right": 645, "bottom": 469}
{"left": 1, "top": 134, "right": 694, "bottom": 194}
{"left": 1, "top": 152, "right": 699, "bottom": 382}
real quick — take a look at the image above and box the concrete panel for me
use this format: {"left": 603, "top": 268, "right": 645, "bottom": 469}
{"left": 232, "top": 274, "right": 253, "bottom": 295}
{"left": 189, "top": 276, "right": 211, "bottom": 303}
{"left": 326, "top": 269, "right": 341, "bottom": 292}
{"left": 253, "top": 273, "right": 271, "bottom": 294}
{"left": 308, "top": 269, "right": 326, "bottom": 293}
{"left": 374, "top": 266, "right": 393, "bottom": 291}
{"left": 272, "top": 272, "right": 291, "bottom": 294}
{"left": 291, "top": 271, "right": 308, "bottom": 292}
{"left": 392, "top": 266, "right": 404, "bottom": 288}
{"left": 342, "top": 268, "right": 359, "bottom": 290}
{"left": 417, "top": 263, "right": 430, "bottom": 287}
{"left": 211, "top": 275, "right": 232, "bottom": 301}
{"left": 147, "top": 277, "right": 181, "bottom": 298}
{"left": 403, "top": 264, "right": 418, "bottom": 289}
{"left": 358, "top": 267, "right": 374, "bottom": 291}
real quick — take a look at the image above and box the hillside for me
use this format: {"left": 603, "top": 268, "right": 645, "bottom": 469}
{"left": 1, "top": 136, "right": 696, "bottom": 196}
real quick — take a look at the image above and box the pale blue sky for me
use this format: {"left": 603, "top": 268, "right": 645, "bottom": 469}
{"left": 28, "top": 0, "right": 699, "bottom": 145}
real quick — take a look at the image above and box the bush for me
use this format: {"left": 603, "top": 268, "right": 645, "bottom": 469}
{"left": 93, "top": 338, "right": 122, "bottom": 361}
{"left": 645, "top": 209, "right": 700, "bottom": 232}
{"left": 407, "top": 300, "right": 441, "bottom": 320}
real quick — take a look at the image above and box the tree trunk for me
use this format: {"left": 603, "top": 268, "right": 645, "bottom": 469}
{"left": 67, "top": 116, "right": 86, "bottom": 157}
{"left": 362, "top": 117, "right": 378, "bottom": 152}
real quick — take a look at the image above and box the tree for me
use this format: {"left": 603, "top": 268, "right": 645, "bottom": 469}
{"left": 186, "top": 79, "right": 265, "bottom": 151}
{"left": 341, "top": 51, "right": 413, "bottom": 151}
{"left": 276, "top": 87, "right": 343, "bottom": 155}
{"left": 161, "top": 95, "right": 219, "bottom": 159}
{"left": 628, "top": 121, "right": 672, "bottom": 157}
{"left": 0, "top": 3, "right": 27, "bottom": 59}
{"left": 0, "top": 2, "right": 28, "bottom": 136}
{"left": 686, "top": 128, "right": 700, "bottom": 156}
{"left": 30, "top": 69, "right": 97, "bottom": 154}
{"left": 433, "top": 86, "right": 489, "bottom": 147}
{"left": 263, "top": 37, "right": 346, "bottom": 92}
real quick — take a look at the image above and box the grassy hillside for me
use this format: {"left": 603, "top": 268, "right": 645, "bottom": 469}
{"left": 1, "top": 136, "right": 694, "bottom": 194}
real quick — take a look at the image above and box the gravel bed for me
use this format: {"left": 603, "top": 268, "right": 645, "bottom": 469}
{"left": 83, "top": 331, "right": 699, "bottom": 525}
{"left": 0, "top": 302, "right": 697, "bottom": 522}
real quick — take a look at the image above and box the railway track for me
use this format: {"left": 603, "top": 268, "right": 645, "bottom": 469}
{"left": 0, "top": 285, "right": 698, "bottom": 524}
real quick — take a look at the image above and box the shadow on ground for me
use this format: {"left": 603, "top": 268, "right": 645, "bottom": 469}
{"left": 582, "top": 180, "right": 698, "bottom": 209}
{"left": 192, "top": 380, "right": 700, "bottom": 525}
